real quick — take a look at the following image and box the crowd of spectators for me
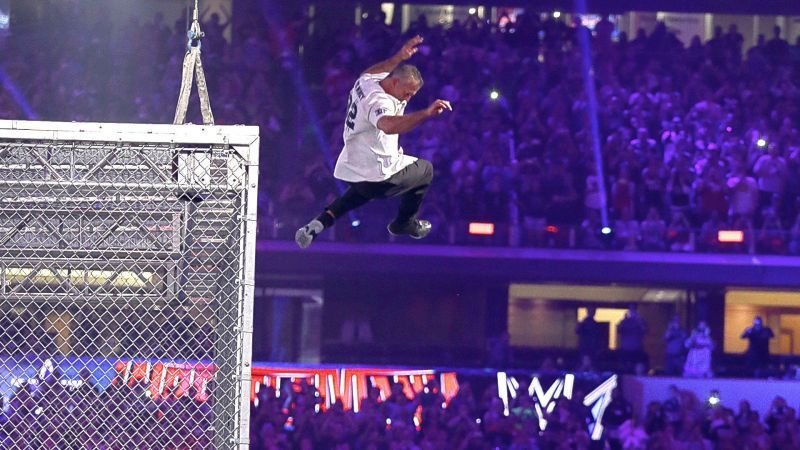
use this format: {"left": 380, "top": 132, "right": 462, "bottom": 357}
{"left": 1, "top": 365, "right": 798, "bottom": 449}
{"left": 608, "top": 385, "right": 800, "bottom": 450}
{"left": 2, "top": 6, "right": 800, "bottom": 253}
{"left": 246, "top": 375, "right": 800, "bottom": 450}
{"left": 289, "top": 12, "right": 800, "bottom": 253}
{"left": 0, "top": 1, "right": 293, "bottom": 203}
{"left": 1, "top": 359, "right": 800, "bottom": 449}
{"left": 0, "top": 370, "right": 213, "bottom": 449}
{"left": 572, "top": 306, "right": 800, "bottom": 380}
{"left": 4, "top": 7, "right": 800, "bottom": 448}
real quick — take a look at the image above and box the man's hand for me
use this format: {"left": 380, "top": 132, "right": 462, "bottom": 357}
{"left": 426, "top": 99, "right": 452, "bottom": 117}
{"left": 376, "top": 100, "right": 452, "bottom": 135}
{"left": 396, "top": 35, "right": 424, "bottom": 61}
{"left": 363, "top": 35, "right": 424, "bottom": 75}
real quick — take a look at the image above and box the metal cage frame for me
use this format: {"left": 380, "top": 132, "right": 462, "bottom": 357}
{"left": 0, "top": 120, "right": 259, "bottom": 449}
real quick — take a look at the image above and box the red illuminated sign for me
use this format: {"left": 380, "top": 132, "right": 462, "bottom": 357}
{"left": 718, "top": 230, "right": 744, "bottom": 243}
{"left": 469, "top": 222, "right": 495, "bottom": 235}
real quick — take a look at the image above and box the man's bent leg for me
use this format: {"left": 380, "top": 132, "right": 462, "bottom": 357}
{"left": 296, "top": 185, "right": 374, "bottom": 249}
{"left": 320, "top": 185, "right": 374, "bottom": 228}
{"left": 385, "top": 160, "right": 434, "bottom": 238}
{"left": 388, "top": 159, "right": 433, "bottom": 223}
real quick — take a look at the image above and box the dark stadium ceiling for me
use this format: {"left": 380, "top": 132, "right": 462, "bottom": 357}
{"left": 308, "top": 0, "right": 800, "bottom": 15}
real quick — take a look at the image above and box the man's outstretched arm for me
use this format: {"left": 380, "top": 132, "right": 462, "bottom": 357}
{"left": 363, "top": 35, "right": 423, "bottom": 75}
{"left": 377, "top": 99, "right": 452, "bottom": 135}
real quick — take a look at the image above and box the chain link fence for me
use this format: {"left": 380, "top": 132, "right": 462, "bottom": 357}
{"left": 0, "top": 120, "right": 259, "bottom": 449}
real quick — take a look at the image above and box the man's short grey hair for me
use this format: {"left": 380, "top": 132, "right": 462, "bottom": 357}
{"left": 389, "top": 64, "right": 424, "bottom": 87}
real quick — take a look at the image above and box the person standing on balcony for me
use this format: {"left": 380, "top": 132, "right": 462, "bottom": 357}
{"left": 741, "top": 316, "right": 774, "bottom": 377}
{"left": 617, "top": 304, "right": 649, "bottom": 373}
{"left": 683, "top": 321, "right": 714, "bottom": 378}
{"left": 663, "top": 315, "right": 687, "bottom": 376}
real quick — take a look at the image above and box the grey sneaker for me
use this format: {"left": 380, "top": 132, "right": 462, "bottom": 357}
{"left": 387, "top": 219, "right": 432, "bottom": 239}
{"left": 295, "top": 219, "right": 324, "bottom": 249}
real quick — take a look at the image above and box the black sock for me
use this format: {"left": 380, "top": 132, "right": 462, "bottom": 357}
{"left": 315, "top": 210, "right": 335, "bottom": 229}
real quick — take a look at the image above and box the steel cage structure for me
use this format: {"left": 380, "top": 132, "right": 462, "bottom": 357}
{"left": 0, "top": 120, "right": 259, "bottom": 449}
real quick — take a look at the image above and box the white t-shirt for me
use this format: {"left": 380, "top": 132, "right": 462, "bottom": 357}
{"left": 727, "top": 175, "right": 758, "bottom": 215}
{"left": 333, "top": 72, "right": 417, "bottom": 182}
{"left": 753, "top": 155, "right": 787, "bottom": 193}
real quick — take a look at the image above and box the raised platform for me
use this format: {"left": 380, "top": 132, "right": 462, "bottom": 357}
{"left": 257, "top": 240, "right": 800, "bottom": 288}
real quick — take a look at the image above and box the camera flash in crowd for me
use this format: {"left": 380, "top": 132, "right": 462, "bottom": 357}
{"left": 757, "top": 138, "right": 767, "bottom": 148}
{"left": 489, "top": 90, "right": 500, "bottom": 100}
{"left": 708, "top": 391, "right": 721, "bottom": 406}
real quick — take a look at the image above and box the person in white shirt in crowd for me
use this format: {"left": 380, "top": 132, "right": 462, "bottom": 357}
{"left": 614, "top": 207, "right": 640, "bottom": 251}
{"left": 640, "top": 207, "right": 667, "bottom": 251}
{"left": 296, "top": 36, "right": 452, "bottom": 248}
{"left": 753, "top": 143, "right": 788, "bottom": 210}
{"left": 727, "top": 160, "right": 760, "bottom": 220}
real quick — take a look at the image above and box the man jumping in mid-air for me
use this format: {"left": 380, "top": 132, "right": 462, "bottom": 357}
{"left": 295, "top": 35, "right": 452, "bottom": 249}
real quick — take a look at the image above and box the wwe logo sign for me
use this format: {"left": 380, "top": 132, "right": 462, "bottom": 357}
{"left": 497, "top": 372, "right": 617, "bottom": 440}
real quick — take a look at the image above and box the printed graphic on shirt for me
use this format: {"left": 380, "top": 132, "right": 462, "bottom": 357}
{"left": 345, "top": 92, "right": 357, "bottom": 131}
{"left": 344, "top": 80, "right": 370, "bottom": 131}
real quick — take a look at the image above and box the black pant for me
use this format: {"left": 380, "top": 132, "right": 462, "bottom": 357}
{"left": 325, "top": 159, "right": 433, "bottom": 226}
